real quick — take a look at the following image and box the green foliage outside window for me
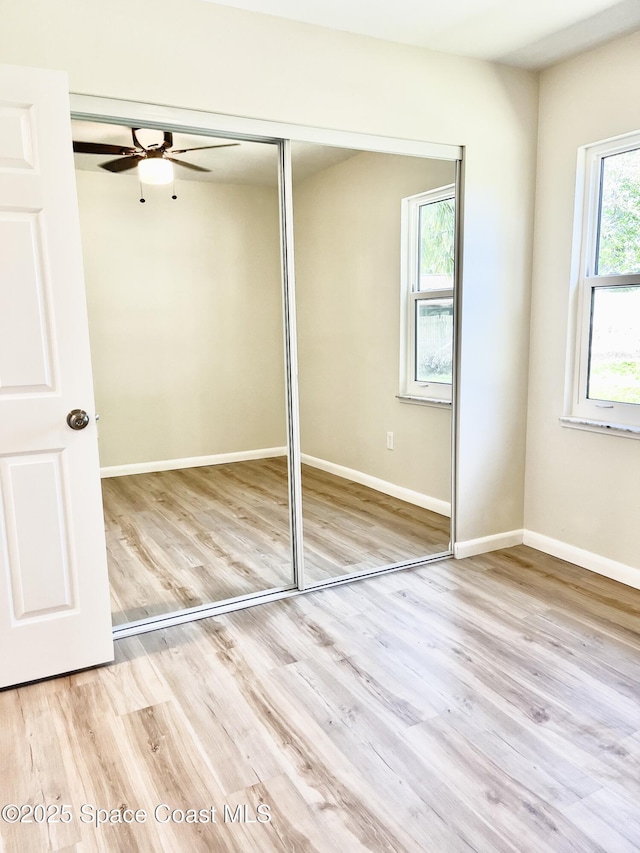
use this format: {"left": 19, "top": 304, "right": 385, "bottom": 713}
{"left": 597, "top": 148, "right": 640, "bottom": 276}
{"left": 420, "top": 198, "right": 455, "bottom": 278}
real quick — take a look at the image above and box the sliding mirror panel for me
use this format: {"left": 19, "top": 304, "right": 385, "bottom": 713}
{"left": 73, "top": 122, "right": 293, "bottom": 626}
{"left": 291, "top": 143, "right": 455, "bottom": 584}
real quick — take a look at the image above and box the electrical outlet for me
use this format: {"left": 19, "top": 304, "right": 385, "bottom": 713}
{"left": 386, "top": 431, "right": 394, "bottom": 450}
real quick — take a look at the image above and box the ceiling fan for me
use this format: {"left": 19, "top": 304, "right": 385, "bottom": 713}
{"left": 72, "top": 128, "right": 239, "bottom": 182}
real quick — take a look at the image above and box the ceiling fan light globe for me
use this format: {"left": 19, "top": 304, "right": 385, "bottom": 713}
{"left": 138, "top": 157, "right": 173, "bottom": 185}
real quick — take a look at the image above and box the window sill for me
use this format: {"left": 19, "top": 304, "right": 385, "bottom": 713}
{"left": 396, "top": 394, "right": 452, "bottom": 408}
{"left": 559, "top": 416, "right": 640, "bottom": 440}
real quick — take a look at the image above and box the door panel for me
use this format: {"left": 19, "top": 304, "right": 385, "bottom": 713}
{"left": 0, "top": 212, "right": 54, "bottom": 391}
{"left": 0, "top": 103, "right": 35, "bottom": 169}
{"left": 1, "top": 453, "right": 75, "bottom": 619}
{"left": 0, "top": 65, "right": 113, "bottom": 687}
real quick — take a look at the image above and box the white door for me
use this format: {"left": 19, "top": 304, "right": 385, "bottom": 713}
{"left": 0, "top": 64, "right": 113, "bottom": 687}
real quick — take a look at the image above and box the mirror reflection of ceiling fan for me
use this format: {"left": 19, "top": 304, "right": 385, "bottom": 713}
{"left": 72, "top": 128, "right": 239, "bottom": 187}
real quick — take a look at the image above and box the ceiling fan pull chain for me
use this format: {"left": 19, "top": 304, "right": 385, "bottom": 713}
{"left": 139, "top": 179, "right": 146, "bottom": 204}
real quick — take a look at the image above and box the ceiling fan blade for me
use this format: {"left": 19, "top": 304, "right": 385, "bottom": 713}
{"left": 165, "top": 157, "right": 211, "bottom": 173}
{"left": 73, "top": 141, "right": 137, "bottom": 156}
{"left": 99, "top": 154, "right": 142, "bottom": 173}
{"left": 169, "top": 143, "right": 240, "bottom": 154}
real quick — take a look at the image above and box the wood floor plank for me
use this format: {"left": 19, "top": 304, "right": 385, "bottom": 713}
{"left": 227, "top": 773, "right": 344, "bottom": 853}
{"left": 270, "top": 657, "right": 509, "bottom": 852}
{"left": 406, "top": 716, "right": 608, "bottom": 853}
{"left": 434, "top": 700, "right": 601, "bottom": 807}
{"left": 47, "top": 682, "right": 167, "bottom": 852}
{"left": 0, "top": 687, "right": 80, "bottom": 853}
{"left": 116, "top": 701, "right": 242, "bottom": 853}
{"left": 132, "top": 625, "right": 283, "bottom": 797}
{"left": 100, "top": 636, "right": 173, "bottom": 716}
{"left": 562, "top": 787, "right": 640, "bottom": 852}
{"left": 391, "top": 583, "right": 640, "bottom": 733}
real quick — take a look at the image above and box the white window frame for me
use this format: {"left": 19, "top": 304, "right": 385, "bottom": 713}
{"left": 400, "top": 184, "right": 455, "bottom": 403}
{"left": 569, "top": 132, "right": 640, "bottom": 431}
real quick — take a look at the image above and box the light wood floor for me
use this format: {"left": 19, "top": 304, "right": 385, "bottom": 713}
{"left": 102, "top": 458, "right": 450, "bottom": 625}
{"left": 2, "top": 546, "right": 640, "bottom": 852}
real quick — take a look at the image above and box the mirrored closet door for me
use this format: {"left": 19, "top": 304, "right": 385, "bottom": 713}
{"left": 72, "top": 123, "right": 295, "bottom": 627}
{"left": 290, "top": 142, "right": 455, "bottom": 585}
{"left": 70, "top": 94, "right": 462, "bottom": 636}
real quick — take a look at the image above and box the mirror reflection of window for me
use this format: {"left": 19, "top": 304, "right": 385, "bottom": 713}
{"left": 403, "top": 184, "right": 455, "bottom": 401}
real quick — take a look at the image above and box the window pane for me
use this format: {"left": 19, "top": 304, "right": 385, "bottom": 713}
{"left": 588, "top": 286, "right": 640, "bottom": 404}
{"left": 415, "top": 298, "right": 453, "bottom": 384}
{"left": 596, "top": 148, "right": 640, "bottom": 276}
{"left": 418, "top": 197, "right": 455, "bottom": 291}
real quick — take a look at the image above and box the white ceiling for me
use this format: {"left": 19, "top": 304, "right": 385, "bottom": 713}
{"left": 201, "top": 0, "right": 640, "bottom": 68}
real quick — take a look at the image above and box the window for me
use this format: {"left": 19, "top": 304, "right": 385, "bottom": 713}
{"left": 571, "top": 135, "right": 640, "bottom": 429}
{"left": 400, "top": 185, "right": 455, "bottom": 402}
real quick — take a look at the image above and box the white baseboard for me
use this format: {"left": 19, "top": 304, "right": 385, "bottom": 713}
{"left": 301, "top": 453, "right": 451, "bottom": 517}
{"left": 100, "top": 447, "right": 287, "bottom": 479}
{"left": 454, "top": 529, "right": 524, "bottom": 559}
{"left": 523, "top": 530, "right": 640, "bottom": 591}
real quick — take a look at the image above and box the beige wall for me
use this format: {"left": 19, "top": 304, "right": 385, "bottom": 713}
{"left": 0, "top": 0, "right": 539, "bottom": 542}
{"left": 294, "top": 151, "right": 455, "bottom": 503}
{"left": 76, "top": 169, "right": 285, "bottom": 468}
{"left": 525, "top": 30, "right": 640, "bottom": 568}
